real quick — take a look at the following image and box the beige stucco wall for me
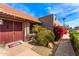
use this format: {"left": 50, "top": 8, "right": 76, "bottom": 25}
{"left": 23, "top": 21, "right": 30, "bottom": 41}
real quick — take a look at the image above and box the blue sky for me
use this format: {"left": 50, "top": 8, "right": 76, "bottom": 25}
{"left": 5, "top": 3, "right": 79, "bottom": 28}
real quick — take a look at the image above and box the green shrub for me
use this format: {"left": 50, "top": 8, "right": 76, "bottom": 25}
{"left": 70, "top": 30, "right": 79, "bottom": 54}
{"left": 37, "top": 30, "right": 55, "bottom": 46}
{"left": 32, "top": 25, "right": 55, "bottom": 46}
{"left": 32, "top": 25, "right": 45, "bottom": 33}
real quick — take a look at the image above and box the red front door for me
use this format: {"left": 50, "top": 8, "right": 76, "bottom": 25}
{"left": 14, "top": 22, "right": 23, "bottom": 41}
{"left": 0, "top": 20, "right": 23, "bottom": 44}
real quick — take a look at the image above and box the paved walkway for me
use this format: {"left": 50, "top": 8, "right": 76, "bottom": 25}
{"left": 62, "top": 33, "right": 70, "bottom": 39}
{"left": 0, "top": 42, "right": 40, "bottom": 56}
{"left": 55, "top": 33, "right": 76, "bottom": 56}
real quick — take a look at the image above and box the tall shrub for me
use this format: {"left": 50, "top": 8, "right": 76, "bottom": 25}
{"left": 53, "top": 25, "right": 67, "bottom": 41}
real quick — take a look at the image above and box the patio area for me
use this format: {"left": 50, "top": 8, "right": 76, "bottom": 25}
{"left": 0, "top": 42, "right": 40, "bottom": 56}
{"left": 0, "top": 42, "right": 54, "bottom": 56}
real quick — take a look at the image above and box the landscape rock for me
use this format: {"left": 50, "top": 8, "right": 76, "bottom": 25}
{"left": 48, "top": 42, "right": 54, "bottom": 49}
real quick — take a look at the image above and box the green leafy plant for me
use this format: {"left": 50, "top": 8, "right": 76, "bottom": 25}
{"left": 32, "top": 25, "right": 55, "bottom": 46}
{"left": 37, "top": 30, "right": 55, "bottom": 46}
{"left": 32, "top": 25, "right": 45, "bottom": 33}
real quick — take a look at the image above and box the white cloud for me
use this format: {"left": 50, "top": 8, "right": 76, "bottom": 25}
{"left": 47, "top": 4, "right": 79, "bottom": 19}
{"left": 47, "top": 7, "right": 54, "bottom": 14}
{"left": 66, "top": 18, "right": 79, "bottom": 28}
{"left": 69, "top": 3, "right": 79, "bottom": 6}
{"left": 62, "top": 3, "right": 79, "bottom": 7}
{"left": 47, "top": 6, "right": 64, "bottom": 14}
{"left": 70, "top": 4, "right": 79, "bottom": 6}
{"left": 65, "top": 8, "right": 79, "bottom": 16}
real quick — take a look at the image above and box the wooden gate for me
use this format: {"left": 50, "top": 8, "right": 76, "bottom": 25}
{"left": 0, "top": 20, "right": 23, "bottom": 44}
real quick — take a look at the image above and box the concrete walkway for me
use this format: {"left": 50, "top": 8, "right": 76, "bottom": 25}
{"left": 55, "top": 33, "right": 76, "bottom": 56}
{"left": 0, "top": 42, "right": 40, "bottom": 56}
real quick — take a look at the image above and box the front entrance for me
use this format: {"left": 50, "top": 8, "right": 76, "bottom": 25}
{"left": 14, "top": 22, "right": 23, "bottom": 41}
{"left": 0, "top": 20, "right": 23, "bottom": 44}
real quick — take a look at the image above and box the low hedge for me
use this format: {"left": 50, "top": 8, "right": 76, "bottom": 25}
{"left": 70, "top": 30, "right": 79, "bottom": 55}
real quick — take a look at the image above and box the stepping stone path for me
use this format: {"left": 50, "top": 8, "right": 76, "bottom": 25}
{"left": 54, "top": 33, "right": 76, "bottom": 56}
